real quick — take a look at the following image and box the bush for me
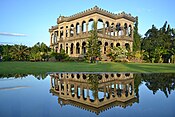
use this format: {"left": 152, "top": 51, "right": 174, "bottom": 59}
{"left": 50, "top": 49, "right": 69, "bottom": 61}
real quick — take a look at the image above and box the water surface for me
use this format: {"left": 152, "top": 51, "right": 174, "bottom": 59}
{"left": 0, "top": 73, "right": 175, "bottom": 117}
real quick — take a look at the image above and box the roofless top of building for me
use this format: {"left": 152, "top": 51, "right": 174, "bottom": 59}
{"left": 57, "top": 6, "right": 136, "bottom": 24}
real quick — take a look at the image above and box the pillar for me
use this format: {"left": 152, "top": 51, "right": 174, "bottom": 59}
{"left": 80, "top": 25, "right": 82, "bottom": 34}
{"left": 114, "top": 83, "right": 117, "bottom": 96}
{"left": 73, "top": 42, "right": 76, "bottom": 56}
{"left": 68, "top": 44, "right": 70, "bottom": 55}
{"left": 50, "top": 33, "right": 52, "bottom": 45}
{"left": 64, "top": 81, "right": 67, "bottom": 95}
{"left": 109, "top": 26, "right": 111, "bottom": 36}
{"left": 74, "top": 28, "right": 76, "bottom": 37}
{"left": 103, "top": 85, "right": 106, "bottom": 98}
{"left": 86, "top": 23, "right": 89, "bottom": 34}
{"left": 68, "top": 28, "right": 71, "bottom": 38}
{"left": 58, "top": 81, "right": 61, "bottom": 95}
{"left": 80, "top": 86, "right": 83, "bottom": 99}
{"left": 102, "top": 43, "right": 104, "bottom": 55}
{"left": 103, "top": 23, "right": 105, "bottom": 35}
{"left": 79, "top": 44, "right": 82, "bottom": 55}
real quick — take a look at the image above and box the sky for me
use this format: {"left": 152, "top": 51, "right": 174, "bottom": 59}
{"left": 0, "top": 0, "right": 175, "bottom": 46}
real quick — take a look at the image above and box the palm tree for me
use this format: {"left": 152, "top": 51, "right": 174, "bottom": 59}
{"left": 10, "top": 44, "right": 29, "bottom": 61}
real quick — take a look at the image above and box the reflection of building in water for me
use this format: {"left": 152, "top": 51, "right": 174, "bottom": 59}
{"left": 50, "top": 72, "right": 138, "bottom": 115}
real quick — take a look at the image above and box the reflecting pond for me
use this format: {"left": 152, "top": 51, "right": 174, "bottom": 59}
{"left": 0, "top": 72, "right": 175, "bottom": 117}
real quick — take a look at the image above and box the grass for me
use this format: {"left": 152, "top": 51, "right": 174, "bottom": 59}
{"left": 0, "top": 61, "right": 175, "bottom": 74}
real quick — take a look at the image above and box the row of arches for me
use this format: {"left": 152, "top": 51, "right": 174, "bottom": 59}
{"left": 51, "top": 18, "right": 133, "bottom": 45}
{"left": 55, "top": 41, "right": 131, "bottom": 54}
{"left": 51, "top": 77, "right": 135, "bottom": 102}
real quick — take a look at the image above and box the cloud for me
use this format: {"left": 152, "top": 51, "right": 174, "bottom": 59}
{"left": 0, "top": 32, "right": 27, "bottom": 37}
{"left": 0, "top": 42, "right": 15, "bottom": 45}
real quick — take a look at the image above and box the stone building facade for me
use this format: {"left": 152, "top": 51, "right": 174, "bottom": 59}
{"left": 49, "top": 6, "right": 136, "bottom": 59}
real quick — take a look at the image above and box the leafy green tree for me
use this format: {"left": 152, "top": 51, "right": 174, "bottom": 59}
{"left": 1, "top": 45, "right": 12, "bottom": 61}
{"left": 107, "top": 46, "right": 128, "bottom": 62}
{"left": 30, "top": 42, "right": 50, "bottom": 61}
{"left": 133, "top": 16, "right": 141, "bottom": 52}
{"left": 141, "top": 21, "right": 175, "bottom": 63}
{"left": 86, "top": 21, "right": 101, "bottom": 63}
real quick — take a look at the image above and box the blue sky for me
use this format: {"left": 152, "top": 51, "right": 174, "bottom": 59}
{"left": 0, "top": 0, "right": 175, "bottom": 46}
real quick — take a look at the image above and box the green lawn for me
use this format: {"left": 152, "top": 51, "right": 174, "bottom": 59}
{"left": 0, "top": 62, "right": 175, "bottom": 74}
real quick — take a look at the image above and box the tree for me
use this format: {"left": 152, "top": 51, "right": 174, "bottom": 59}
{"left": 30, "top": 42, "right": 50, "bottom": 61}
{"left": 1, "top": 45, "right": 12, "bottom": 61}
{"left": 141, "top": 21, "right": 175, "bottom": 63}
{"left": 107, "top": 46, "right": 128, "bottom": 62}
{"left": 133, "top": 16, "right": 141, "bottom": 52}
{"left": 10, "top": 44, "right": 29, "bottom": 61}
{"left": 86, "top": 21, "right": 101, "bottom": 63}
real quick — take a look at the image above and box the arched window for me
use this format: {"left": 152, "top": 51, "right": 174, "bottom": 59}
{"left": 116, "top": 23, "right": 122, "bottom": 36}
{"left": 97, "top": 19, "right": 103, "bottom": 34}
{"left": 116, "top": 43, "right": 120, "bottom": 47}
{"left": 105, "top": 21, "right": 109, "bottom": 35}
{"left": 82, "top": 42, "right": 86, "bottom": 54}
{"left": 128, "top": 25, "right": 132, "bottom": 37}
{"left": 70, "top": 43, "right": 74, "bottom": 54}
{"left": 111, "top": 23, "right": 114, "bottom": 36}
{"left": 76, "top": 42, "right": 80, "bottom": 54}
{"left": 110, "top": 43, "right": 114, "bottom": 48}
{"left": 76, "top": 23, "right": 80, "bottom": 34}
{"left": 88, "top": 19, "right": 94, "bottom": 31}
{"left": 82, "top": 21, "right": 86, "bottom": 33}
{"left": 70, "top": 24, "right": 74, "bottom": 37}
{"left": 125, "top": 43, "right": 130, "bottom": 51}
{"left": 104, "top": 42, "right": 108, "bottom": 54}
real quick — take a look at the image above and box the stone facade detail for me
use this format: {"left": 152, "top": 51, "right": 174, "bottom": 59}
{"left": 49, "top": 6, "right": 136, "bottom": 59}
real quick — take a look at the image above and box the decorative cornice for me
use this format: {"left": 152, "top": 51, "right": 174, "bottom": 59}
{"left": 57, "top": 6, "right": 136, "bottom": 24}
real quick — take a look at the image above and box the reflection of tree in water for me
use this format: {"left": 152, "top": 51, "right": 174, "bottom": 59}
{"left": 134, "top": 73, "right": 142, "bottom": 103}
{"left": 87, "top": 74, "right": 100, "bottom": 99}
{"left": 0, "top": 73, "right": 48, "bottom": 80}
{"left": 32, "top": 74, "right": 48, "bottom": 80}
{"left": 141, "top": 73, "right": 175, "bottom": 97}
{"left": 0, "top": 74, "right": 28, "bottom": 78}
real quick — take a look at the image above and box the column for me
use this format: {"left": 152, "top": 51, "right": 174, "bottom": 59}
{"left": 86, "top": 23, "right": 89, "bottom": 34}
{"left": 121, "top": 27, "right": 124, "bottom": 36}
{"left": 64, "top": 81, "right": 67, "bottom": 95}
{"left": 109, "top": 26, "right": 111, "bottom": 36}
{"left": 68, "top": 44, "right": 70, "bottom": 55}
{"left": 50, "top": 33, "right": 52, "bottom": 45}
{"left": 79, "top": 25, "right": 82, "bottom": 34}
{"left": 63, "top": 26, "right": 66, "bottom": 39}
{"left": 79, "top": 44, "right": 82, "bottom": 55}
{"left": 131, "top": 28, "right": 133, "bottom": 38}
{"left": 121, "top": 84, "right": 126, "bottom": 98}
{"left": 74, "top": 84, "right": 77, "bottom": 98}
{"left": 103, "top": 85, "right": 106, "bottom": 98}
{"left": 73, "top": 42, "right": 76, "bottom": 56}
{"left": 102, "top": 43, "right": 104, "bottom": 55}
{"left": 103, "top": 23, "right": 105, "bottom": 35}
{"left": 74, "top": 28, "right": 76, "bottom": 37}
{"left": 68, "top": 28, "right": 70, "bottom": 38}
{"left": 68, "top": 83, "right": 71, "bottom": 96}
{"left": 58, "top": 81, "right": 61, "bottom": 95}
{"left": 80, "top": 86, "right": 83, "bottom": 99}
{"left": 114, "top": 83, "right": 117, "bottom": 96}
